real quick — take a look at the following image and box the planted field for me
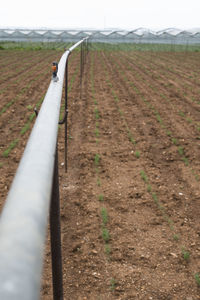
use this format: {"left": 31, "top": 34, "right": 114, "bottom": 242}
{"left": 1, "top": 45, "right": 200, "bottom": 299}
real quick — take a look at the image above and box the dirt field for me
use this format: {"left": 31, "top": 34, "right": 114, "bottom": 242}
{"left": 0, "top": 47, "right": 200, "bottom": 300}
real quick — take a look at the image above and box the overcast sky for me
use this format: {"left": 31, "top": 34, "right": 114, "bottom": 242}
{"left": 0, "top": 0, "right": 200, "bottom": 31}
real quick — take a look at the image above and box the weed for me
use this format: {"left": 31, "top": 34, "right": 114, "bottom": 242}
{"left": 135, "top": 150, "right": 140, "bottom": 158}
{"left": 194, "top": 273, "right": 200, "bottom": 286}
{"left": 102, "top": 228, "right": 110, "bottom": 242}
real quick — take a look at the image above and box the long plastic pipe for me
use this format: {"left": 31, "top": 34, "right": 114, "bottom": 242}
{"left": 0, "top": 38, "right": 87, "bottom": 300}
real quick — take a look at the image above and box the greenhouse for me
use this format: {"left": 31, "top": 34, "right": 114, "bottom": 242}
{"left": 0, "top": 28, "right": 200, "bottom": 44}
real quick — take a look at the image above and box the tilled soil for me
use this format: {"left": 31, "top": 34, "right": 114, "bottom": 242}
{"left": 1, "top": 49, "right": 200, "bottom": 300}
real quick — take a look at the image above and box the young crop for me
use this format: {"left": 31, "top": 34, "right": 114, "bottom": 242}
{"left": 102, "top": 228, "right": 110, "bottom": 243}
{"left": 181, "top": 247, "right": 190, "bottom": 262}
{"left": 101, "top": 207, "right": 108, "bottom": 226}
{"left": 135, "top": 150, "right": 140, "bottom": 158}
{"left": 98, "top": 194, "right": 104, "bottom": 202}
{"left": 194, "top": 273, "right": 200, "bottom": 286}
{"left": 94, "top": 154, "right": 100, "bottom": 166}
{"left": 140, "top": 170, "right": 148, "bottom": 183}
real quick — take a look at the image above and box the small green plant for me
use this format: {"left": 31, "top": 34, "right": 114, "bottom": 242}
{"left": 147, "top": 184, "right": 152, "bottom": 193}
{"left": 0, "top": 162, "right": 3, "bottom": 168}
{"left": 94, "top": 154, "right": 100, "bottom": 166}
{"left": 181, "top": 247, "right": 190, "bottom": 262}
{"left": 194, "top": 273, "right": 200, "bottom": 286}
{"left": 152, "top": 192, "right": 158, "bottom": 204}
{"left": 98, "top": 194, "right": 104, "bottom": 201}
{"left": 102, "top": 228, "right": 110, "bottom": 242}
{"left": 173, "top": 234, "right": 179, "bottom": 241}
{"left": 95, "top": 128, "right": 99, "bottom": 137}
{"left": 140, "top": 170, "right": 148, "bottom": 183}
{"left": 110, "top": 278, "right": 116, "bottom": 291}
{"left": 178, "top": 146, "right": 184, "bottom": 156}
{"left": 101, "top": 207, "right": 108, "bottom": 225}
{"left": 3, "top": 138, "right": 19, "bottom": 157}
{"left": 97, "top": 177, "right": 101, "bottom": 186}
{"left": 94, "top": 107, "right": 99, "bottom": 119}
{"left": 182, "top": 157, "right": 189, "bottom": 166}
{"left": 166, "top": 131, "right": 172, "bottom": 136}
{"left": 105, "top": 244, "right": 111, "bottom": 256}
{"left": 135, "top": 150, "right": 140, "bottom": 158}
{"left": 179, "top": 111, "right": 185, "bottom": 117}
{"left": 172, "top": 138, "right": 177, "bottom": 145}
{"left": 27, "top": 104, "right": 33, "bottom": 110}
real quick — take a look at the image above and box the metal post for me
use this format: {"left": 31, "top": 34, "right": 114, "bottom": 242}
{"left": 50, "top": 145, "right": 63, "bottom": 300}
{"left": 65, "top": 61, "right": 68, "bottom": 172}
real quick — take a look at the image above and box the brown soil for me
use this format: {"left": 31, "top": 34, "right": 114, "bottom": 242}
{"left": 1, "top": 49, "right": 200, "bottom": 300}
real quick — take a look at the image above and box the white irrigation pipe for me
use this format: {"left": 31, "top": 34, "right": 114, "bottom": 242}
{"left": 0, "top": 37, "right": 87, "bottom": 300}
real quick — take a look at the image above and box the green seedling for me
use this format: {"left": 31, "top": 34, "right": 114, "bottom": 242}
{"left": 105, "top": 244, "right": 111, "bottom": 256}
{"left": 102, "top": 228, "right": 110, "bottom": 242}
{"left": 182, "top": 157, "right": 189, "bottom": 166}
{"left": 101, "top": 207, "right": 108, "bottom": 225}
{"left": 178, "top": 146, "right": 184, "bottom": 156}
{"left": 173, "top": 234, "right": 179, "bottom": 241}
{"left": 172, "top": 138, "right": 177, "bottom": 145}
{"left": 94, "top": 154, "right": 100, "bottom": 166}
{"left": 166, "top": 130, "right": 172, "bottom": 136}
{"left": 179, "top": 111, "right": 185, "bottom": 117}
{"left": 147, "top": 184, "right": 152, "bottom": 193}
{"left": 152, "top": 192, "right": 158, "bottom": 204}
{"left": 97, "top": 178, "right": 101, "bottom": 186}
{"left": 140, "top": 170, "right": 148, "bottom": 183}
{"left": 135, "top": 150, "right": 140, "bottom": 158}
{"left": 194, "top": 273, "right": 200, "bottom": 286}
{"left": 95, "top": 128, "right": 99, "bottom": 137}
{"left": 94, "top": 107, "right": 99, "bottom": 119}
{"left": 3, "top": 138, "right": 19, "bottom": 157}
{"left": 181, "top": 247, "right": 190, "bottom": 262}
{"left": 110, "top": 278, "right": 116, "bottom": 291}
{"left": 98, "top": 194, "right": 104, "bottom": 202}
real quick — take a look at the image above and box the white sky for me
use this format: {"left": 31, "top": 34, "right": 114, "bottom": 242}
{"left": 0, "top": 0, "right": 200, "bottom": 30}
